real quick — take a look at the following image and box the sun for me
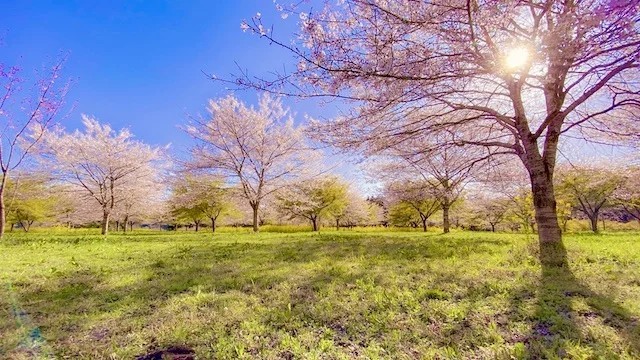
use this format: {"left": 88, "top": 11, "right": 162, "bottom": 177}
{"left": 505, "top": 47, "right": 530, "bottom": 69}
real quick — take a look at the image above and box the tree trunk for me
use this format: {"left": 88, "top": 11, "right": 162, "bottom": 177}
{"left": 0, "top": 184, "right": 6, "bottom": 239}
{"left": 529, "top": 165, "right": 565, "bottom": 267}
{"left": 211, "top": 217, "right": 216, "bottom": 233}
{"left": 589, "top": 214, "right": 599, "bottom": 233}
{"left": 101, "top": 211, "right": 110, "bottom": 235}
{"left": 195, "top": 221, "right": 200, "bottom": 232}
{"left": 336, "top": 218, "right": 340, "bottom": 231}
{"left": 251, "top": 202, "right": 260, "bottom": 232}
{"left": 116, "top": 220, "right": 120, "bottom": 233}
{"left": 442, "top": 204, "right": 450, "bottom": 233}
{"left": 123, "top": 216, "right": 129, "bottom": 233}
{"left": 311, "top": 217, "right": 318, "bottom": 231}
{"left": 491, "top": 223, "right": 496, "bottom": 232}
{"left": 421, "top": 217, "right": 427, "bottom": 232}
{"left": 129, "top": 221, "right": 133, "bottom": 232}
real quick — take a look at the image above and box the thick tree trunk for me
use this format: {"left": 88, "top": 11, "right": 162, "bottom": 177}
{"left": 311, "top": 217, "right": 318, "bottom": 231}
{"left": 123, "top": 216, "right": 129, "bottom": 233}
{"left": 101, "top": 211, "right": 110, "bottom": 235}
{"left": 529, "top": 164, "right": 565, "bottom": 267}
{"left": 421, "top": 217, "right": 427, "bottom": 232}
{"left": 251, "top": 203, "right": 260, "bottom": 232}
{"left": 211, "top": 217, "right": 216, "bottom": 233}
{"left": 589, "top": 215, "right": 599, "bottom": 233}
{"left": 195, "top": 221, "right": 200, "bottom": 232}
{"left": 442, "top": 204, "right": 450, "bottom": 233}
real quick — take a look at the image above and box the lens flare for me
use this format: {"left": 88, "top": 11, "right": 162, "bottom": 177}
{"left": 505, "top": 47, "right": 530, "bottom": 69}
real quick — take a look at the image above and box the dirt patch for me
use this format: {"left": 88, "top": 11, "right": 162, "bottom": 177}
{"left": 136, "top": 345, "right": 195, "bottom": 360}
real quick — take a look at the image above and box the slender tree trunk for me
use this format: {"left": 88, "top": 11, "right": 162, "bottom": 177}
{"left": 251, "top": 202, "right": 260, "bottom": 232}
{"left": 0, "top": 183, "right": 6, "bottom": 239}
{"left": 442, "top": 204, "right": 450, "bottom": 233}
{"left": 311, "top": 217, "right": 318, "bottom": 231}
{"left": 421, "top": 217, "right": 427, "bottom": 232}
{"left": 129, "top": 222, "right": 133, "bottom": 232}
{"left": 195, "top": 221, "right": 200, "bottom": 232}
{"left": 10, "top": 223, "right": 14, "bottom": 232}
{"left": 101, "top": 211, "right": 110, "bottom": 235}
{"left": 211, "top": 217, "right": 216, "bottom": 233}
{"left": 123, "top": 216, "right": 129, "bottom": 233}
{"left": 116, "top": 220, "right": 120, "bottom": 233}
{"left": 491, "top": 223, "right": 496, "bottom": 232}
{"left": 336, "top": 218, "right": 340, "bottom": 231}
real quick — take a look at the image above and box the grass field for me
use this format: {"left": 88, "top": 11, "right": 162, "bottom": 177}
{"left": 1, "top": 229, "right": 639, "bottom": 359}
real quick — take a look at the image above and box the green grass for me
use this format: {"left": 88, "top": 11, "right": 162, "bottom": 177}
{"left": 1, "top": 230, "right": 639, "bottom": 359}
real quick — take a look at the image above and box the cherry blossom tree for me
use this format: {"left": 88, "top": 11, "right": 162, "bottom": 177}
{"left": 113, "top": 173, "right": 166, "bottom": 232}
{"left": 469, "top": 194, "right": 511, "bottom": 232}
{"left": 329, "top": 189, "right": 372, "bottom": 230}
{"left": 185, "top": 93, "right": 318, "bottom": 232}
{"left": 557, "top": 164, "right": 624, "bottom": 232}
{"left": 233, "top": 0, "right": 640, "bottom": 265}
{"left": 168, "top": 173, "right": 233, "bottom": 233}
{"left": 42, "top": 116, "right": 163, "bottom": 235}
{"left": 367, "top": 139, "right": 486, "bottom": 233}
{"left": 50, "top": 183, "right": 94, "bottom": 228}
{"left": 0, "top": 57, "right": 69, "bottom": 238}
{"left": 390, "top": 137, "right": 489, "bottom": 233}
{"left": 385, "top": 180, "right": 441, "bottom": 232}
{"left": 276, "top": 175, "right": 348, "bottom": 231}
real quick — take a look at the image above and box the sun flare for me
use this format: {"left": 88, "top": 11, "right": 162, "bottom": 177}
{"left": 505, "top": 47, "right": 530, "bottom": 69}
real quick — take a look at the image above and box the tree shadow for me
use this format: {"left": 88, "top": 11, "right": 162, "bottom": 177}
{"left": 4, "top": 233, "right": 525, "bottom": 357}
{"left": 522, "top": 242, "right": 640, "bottom": 358}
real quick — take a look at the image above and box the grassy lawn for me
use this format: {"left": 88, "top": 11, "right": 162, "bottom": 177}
{"left": 1, "top": 230, "right": 639, "bottom": 359}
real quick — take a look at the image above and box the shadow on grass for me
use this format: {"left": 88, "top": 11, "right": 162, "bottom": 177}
{"left": 3, "top": 233, "right": 529, "bottom": 357}
{"left": 520, "top": 242, "right": 640, "bottom": 358}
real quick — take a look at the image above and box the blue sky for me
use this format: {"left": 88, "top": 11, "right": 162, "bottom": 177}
{"left": 2, "top": 0, "right": 338, "bottom": 155}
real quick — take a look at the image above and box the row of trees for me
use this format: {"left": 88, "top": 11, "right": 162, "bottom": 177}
{"left": 0, "top": 63, "right": 638, "bottom": 236}
{"left": 6, "top": 131, "right": 640, "bottom": 235}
